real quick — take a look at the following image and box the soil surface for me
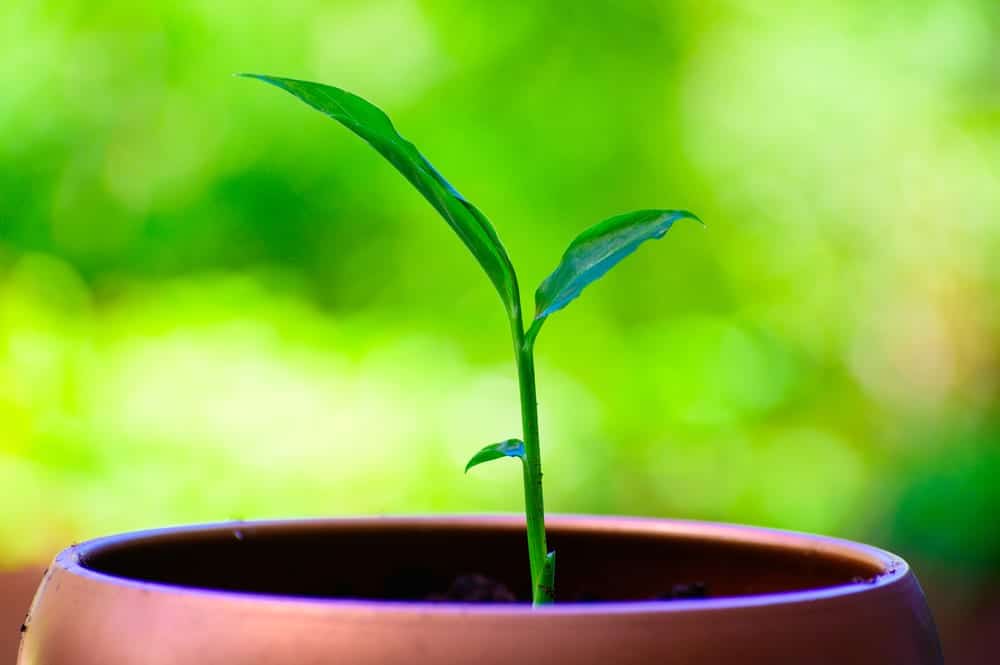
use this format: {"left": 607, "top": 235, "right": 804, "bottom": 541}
{"left": 398, "top": 571, "right": 709, "bottom": 603}
{"left": 419, "top": 572, "right": 709, "bottom": 603}
{"left": 424, "top": 574, "right": 518, "bottom": 602}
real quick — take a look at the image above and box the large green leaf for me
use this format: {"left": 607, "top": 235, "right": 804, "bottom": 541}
{"left": 240, "top": 74, "right": 520, "bottom": 316}
{"left": 534, "top": 209, "right": 700, "bottom": 321}
{"left": 465, "top": 439, "right": 525, "bottom": 473}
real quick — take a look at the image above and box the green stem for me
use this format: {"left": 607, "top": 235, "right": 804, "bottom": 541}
{"left": 510, "top": 311, "right": 550, "bottom": 605}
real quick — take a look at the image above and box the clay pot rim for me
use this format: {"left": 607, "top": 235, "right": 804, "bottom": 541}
{"left": 58, "top": 513, "right": 908, "bottom": 616}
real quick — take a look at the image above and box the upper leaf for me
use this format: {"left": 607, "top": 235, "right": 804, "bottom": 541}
{"left": 465, "top": 439, "right": 525, "bottom": 473}
{"left": 240, "top": 74, "right": 520, "bottom": 317}
{"left": 534, "top": 209, "right": 700, "bottom": 321}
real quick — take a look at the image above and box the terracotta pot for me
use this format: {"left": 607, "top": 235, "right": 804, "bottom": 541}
{"left": 19, "top": 515, "right": 942, "bottom": 664}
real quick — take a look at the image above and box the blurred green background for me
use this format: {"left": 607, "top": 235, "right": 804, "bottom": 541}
{"left": 2, "top": 0, "right": 999, "bottom": 601}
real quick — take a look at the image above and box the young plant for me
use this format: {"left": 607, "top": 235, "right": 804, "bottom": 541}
{"left": 241, "top": 74, "right": 699, "bottom": 605}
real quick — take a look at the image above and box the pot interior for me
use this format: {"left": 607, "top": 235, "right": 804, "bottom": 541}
{"left": 78, "top": 519, "right": 887, "bottom": 603}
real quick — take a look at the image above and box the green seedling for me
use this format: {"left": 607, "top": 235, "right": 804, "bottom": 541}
{"left": 241, "top": 74, "right": 700, "bottom": 605}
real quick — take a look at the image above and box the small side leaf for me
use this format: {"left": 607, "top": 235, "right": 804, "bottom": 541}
{"left": 239, "top": 74, "right": 520, "bottom": 317}
{"left": 534, "top": 209, "right": 700, "bottom": 321}
{"left": 464, "top": 439, "right": 525, "bottom": 473}
{"left": 533, "top": 550, "right": 556, "bottom": 605}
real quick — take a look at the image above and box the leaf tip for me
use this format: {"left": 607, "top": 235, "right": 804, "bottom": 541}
{"left": 235, "top": 73, "right": 285, "bottom": 89}
{"left": 680, "top": 210, "right": 705, "bottom": 227}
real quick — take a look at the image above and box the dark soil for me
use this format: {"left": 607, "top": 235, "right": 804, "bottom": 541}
{"left": 421, "top": 573, "right": 709, "bottom": 603}
{"left": 424, "top": 574, "right": 518, "bottom": 602}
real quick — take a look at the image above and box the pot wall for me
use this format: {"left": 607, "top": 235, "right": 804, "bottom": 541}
{"left": 18, "top": 516, "right": 943, "bottom": 665}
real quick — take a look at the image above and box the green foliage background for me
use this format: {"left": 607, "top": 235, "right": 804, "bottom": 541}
{"left": 2, "top": 0, "right": 999, "bottom": 580}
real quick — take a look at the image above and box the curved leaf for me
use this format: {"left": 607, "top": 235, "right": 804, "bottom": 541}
{"left": 465, "top": 439, "right": 525, "bottom": 473}
{"left": 534, "top": 209, "right": 700, "bottom": 321}
{"left": 240, "top": 74, "right": 520, "bottom": 316}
